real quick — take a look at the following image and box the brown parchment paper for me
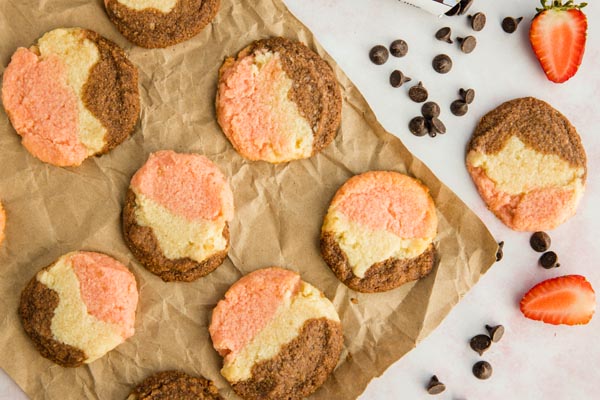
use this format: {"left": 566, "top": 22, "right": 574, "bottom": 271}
{"left": 0, "top": 0, "right": 498, "bottom": 398}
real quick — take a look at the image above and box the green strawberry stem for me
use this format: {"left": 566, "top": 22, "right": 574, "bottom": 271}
{"left": 537, "top": 0, "right": 587, "bottom": 12}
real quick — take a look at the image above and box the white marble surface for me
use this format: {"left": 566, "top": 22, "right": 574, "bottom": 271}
{"left": 2, "top": 0, "right": 599, "bottom": 399}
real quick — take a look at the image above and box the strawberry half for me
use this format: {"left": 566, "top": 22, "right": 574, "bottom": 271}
{"left": 520, "top": 275, "right": 596, "bottom": 325}
{"left": 530, "top": 0, "right": 588, "bottom": 83}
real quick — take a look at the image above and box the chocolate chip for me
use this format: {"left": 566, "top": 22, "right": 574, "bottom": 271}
{"left": 432, "top": 54, "right": 453, "bottom": 74}
{"left": 369, "top": 45, "right": 389, "bottom": 65}
{"left": 390, "top": 70, "right": 411, "bottom": 88}
{"left": 457, "top": 36, "right": 477, "bottom": 54}
{"left": 530, "top": 231, "right": 551, "bottom": 252}
{"left": 435, "top": 27, "right": 453, "bottom": 43}
{"left": 450, "top": 100, "right": 469, "bottom": 116}
{"left": 409, "top": 82, "right": 429, "bottom": 103}
{"left": 390, "top": 39, "right": 409, "bottom": 57}
{"left": 426, "top": 375, "right": 446, "bottom": 395}
{"left": 350, "top": 297, "right": 359, "bottom": 304}
{"left": 470, "top": 334, "right": 492, "bottom": 356}
{"left": 473, "top": 361, "right": 493, "bottom": 380}
{"left": 430, "top": 117, "right": 446, "bottom": 135}
{"left": 421, "top": 102, "right": 440, "bottom": 119}
{"left": 445, "top": 3, "right": 461, "bottom": 16}
{"left": 459, "top": 88, "right": 476, "bottom": 104}
{"left": 409, "top": 116, "right": 428, "bottom": 137}
{"left": 502, "top": 17, "right": 523, "bottom": 34}
{"left": 458, "top": 0, "right": 474, "bottom": 15}
{"left": 540, "top": 251, "right": 559, "bottom": 269}
{"left": 470, "top": 12, "right": 487, "bottom": 31}
{"left": 496, "top": 241, "right": 504, "bottom": 262}
{"left": 486, "top": 324, "right": 505, "bottom": 343}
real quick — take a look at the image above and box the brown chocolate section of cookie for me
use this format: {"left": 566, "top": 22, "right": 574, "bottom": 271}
{"left": 224, "top": 37, "right": 342, "bottom": 155}
{"left": 469, "top": 97, "right": 586, "bottom": 172}
{"left": 129, "top": 370, "right": 223, "bottom": 399}
{"left": 122, "top": 189, "right": 229, "bottom": 282}
{"left": 19, "top": 269, "right": 87, "bottom": 367}
{"left": 231, "top": 318, "right": 343, "bottom": 400}
{"left": 320, "top": 232, "right": 436, "bottom": 293}
{"left": 104, "top": 0, "right": 220, "bottom": 48}
{"left": 82, "top": 30, "right": 140, "bottom": 155}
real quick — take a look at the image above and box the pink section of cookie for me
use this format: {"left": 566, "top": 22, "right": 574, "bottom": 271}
{"left": 209, "top": 268, "right": 300, "bottom": 361}
{"left": 130, "top": 150, "right": 234, "bottom": 222}
{"left": 468, "top": 165, "right": 577, "bottom": 231}
{"left": 70, "top": 251, "right": 138, "bottom": 338}
{"left": 1, "top": 48, "right": 87, "bottom": 166}
{"left": 216, "top": 53, "right": 296, "bottom": 160}
{"left": 333, "top": 171, "right": 437, "bottom": 239}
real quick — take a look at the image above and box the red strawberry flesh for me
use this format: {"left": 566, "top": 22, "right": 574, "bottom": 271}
{"left": 520, "top": 275, "right": 596, "bottom": 325}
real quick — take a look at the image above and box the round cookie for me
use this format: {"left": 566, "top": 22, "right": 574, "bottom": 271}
{"left": 466, "top": 97, "right": 587, "bottom": 231}
{"left": 0, "top": 201, "right": 5, "bottom": 246}
{"left": 2, "top": 28, "right": 139, "bottom": 167}
{"left": 104, "top": 0, "right": 220, "bottom": 48}
{"left": 209, "top": 268, "right": 343, "bottom": 400}
{"left": 128, "top": 370, "right": 223, "bottom": 399}
{"left": 123, "top": 150, "right": 234, "bottom": 282}
{"left": 216, "top": 37, "right": 342, "bottom": 163}
{"left": 19, "top": 251, "right": 138, "bottom": 367}
{"left": 320, "top": 171, "right": 438, "bottom": 293}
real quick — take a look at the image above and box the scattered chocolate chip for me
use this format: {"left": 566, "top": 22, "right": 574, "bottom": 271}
{"left": 457, "top": 36, "right": 477, "bottom": 54}
{"left": 426, "top": 375, "right": 446, "bottom": 395}
{"left": 540, "top": 251, "right": 559, "bottom": 269}
{"left": 502, "top": 17, "right": 523, "bottom": 34}
{"left": 432, "top": 54, "right": 453, "bottom": 74}
{"left": 430, "top": 117, "right": 446, "bottom": 135}
{"left": 421, "top": 102, "right": 441, "bottom": 119}
{"left": 409, "top": 116, "right": 428, "bottom": 137}
{"left": 409, "top": 82, "right": 429, "bottom": 103}
{"left": 470, "top": 12, "right": 487, "bottom": 31}
{"left": 450, "top": 100, "right": 469, "bottom": 116}
{"left": 445, "top": 3, "right": 461, "bottom": 16}
{"left": 350, "top": 297, "right": 359, "bottom": 304}
{"left": 390, "top": 39, "right": 409, "bottom": 57}
{"left": 530, "top": 231, "right": 551, "bottom": 252}
{"left": 390, "top": 70, "right": 411, "bottom": 88}
{"left": 369, "top": 45, "right": 389, "bottom": 65}
{"left": 458, "top": 0, "right": 474, "bottom": 15}
{"left": 473, "top": 361, "right": 493, "bottom": 380}
{"left": 470, "top": 334, "right": 492, "bottom": 356}
{"left": 435, "top": 27, "right": 453, "bottom": 43}
{"left": 459, "top": 88, "right": 476, "bottom": 104}
{"left": 486, "top": 324, "right": 505, "bottom": 343}
{"left": 496, "top": 241, "right": 504, "bottom": 262}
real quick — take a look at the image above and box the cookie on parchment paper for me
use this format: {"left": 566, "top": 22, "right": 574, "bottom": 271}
{"left": 128, "top": 370, "right": 223, "bottom": 400}
{"left": 321, "top": 171, "right": 438, "bottom": 293}
{"left": 104, "top": 0, "right": 220, "bottom": 48}
{"left": 2, "top": 28, "right": 139, "bottom": 167}
{"left": 123, "top": 150, "right": 234, "bottom": 282}
{"left": 216, "top": 37, "right": 342, "bottom": 163}
{"left": 209, "top": 267, "right": 343, "bottom": 400}
{"left": 19, "top": 251, "right": 138, "bottom": 367}
{"left": 466, "top": 97, "right": 587, "bottom": 231}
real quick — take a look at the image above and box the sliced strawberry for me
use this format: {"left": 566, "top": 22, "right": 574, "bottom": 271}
{"left": 520, "top": 275, "right": 596, "bottom": 325}
{"left": 530, "top": 0, "right": 588, "bottom": 83}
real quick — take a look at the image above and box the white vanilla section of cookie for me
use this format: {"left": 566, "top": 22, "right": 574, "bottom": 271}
{"left": 254, "top": 51, "right": 314, "bottom": 162}
{"left": 133, "top": 191, "right": 228, "bottom": 262}
{"left": 37, "top": 28, "right": 106, "bottom": 154}
{"left": 323, "top": 209, "right": 433, "bottom": 278}
{"left": 116, "top": 0, "right": 178, "bottom": 13}
{"left": 222, "top": 281, "right": 339, "bottom": 383}
{"left": 467, "top": 136, "right": 585, "bottom": 195}
{"left": 37, "top": 258, "right": 124, "bottom": 363}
